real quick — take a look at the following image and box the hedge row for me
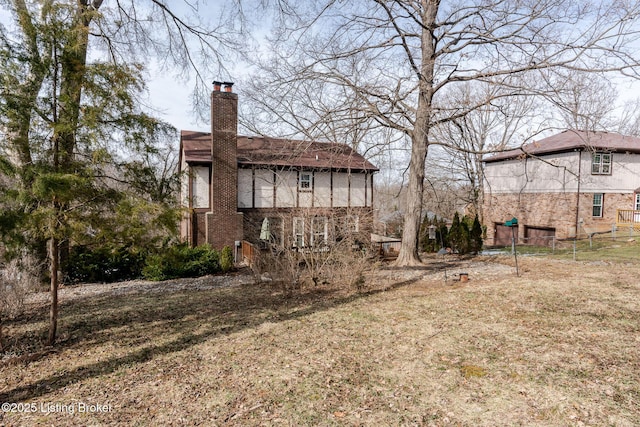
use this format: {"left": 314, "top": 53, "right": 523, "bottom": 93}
{"left": 64, "top": 243, "right": 234, "bottom": 283}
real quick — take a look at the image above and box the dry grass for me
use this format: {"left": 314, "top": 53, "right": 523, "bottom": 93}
{"left": 1, "top": 253, "right": 639, "bottom": 426}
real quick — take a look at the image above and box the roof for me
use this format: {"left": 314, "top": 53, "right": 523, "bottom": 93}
{"left": 484, "top": 130, "right": 640, "bottom": 163}
{"left": 181, "top": 131, "right": 378, "bottom": 171}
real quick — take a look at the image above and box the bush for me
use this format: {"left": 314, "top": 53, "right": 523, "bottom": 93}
{"left": 220, "top": 246, "right": 234, "bottom": 272}
{"left": 142, "top": 243, "right": 221, "bottom": 281}
{"left": 1, "top": 251, "right": 42, "bottom": 350}
{"left": 65, "top": 245, "right": 146, "bottom": 284}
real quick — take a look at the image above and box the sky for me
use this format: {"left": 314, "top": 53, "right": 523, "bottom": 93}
{"left": 146, "top": 73, "right": 199, "bottom": 132}
{"left": 3, "top": 2, "right": 640, "bottom": 140}
{"left": 148, "top": 71, "right": 640, "bottom": 138}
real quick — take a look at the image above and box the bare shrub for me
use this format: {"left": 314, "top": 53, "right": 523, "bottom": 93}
{"left": 0, "top": 252, "right": 42, "bottom": 350}
{"left": 254, "top": 227, "right": 374, "bottom": 292}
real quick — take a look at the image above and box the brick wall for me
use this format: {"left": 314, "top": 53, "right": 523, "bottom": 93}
{"left": 483, "top": 191, "right": 635, "bottom": 244}
{"left": 208, "top": 87, "right": 243, "bottom": 250}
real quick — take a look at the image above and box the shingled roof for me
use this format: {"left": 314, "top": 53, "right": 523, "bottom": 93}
{"left": 484, "top": 130, "right": 640, "bottom": 163}
{"left": 180, "top": 131, "right": 378, "bottom": 171}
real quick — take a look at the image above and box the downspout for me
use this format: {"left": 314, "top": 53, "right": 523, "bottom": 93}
{"left": 574, "top": 149, "right": 582, "bottom": 238}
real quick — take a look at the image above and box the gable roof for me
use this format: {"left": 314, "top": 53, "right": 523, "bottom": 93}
{"left": 180, "top": 131, "right": 378, "bottom": 172}
{"left": 484, "top": 130, "right": 640, "bottom": 163}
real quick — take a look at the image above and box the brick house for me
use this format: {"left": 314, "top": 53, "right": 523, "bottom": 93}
{"left": 178, "top": 82, "right": 378, "bottom": 250}
{"left": 483, "top": 130, "right": 640, "bottom": 246}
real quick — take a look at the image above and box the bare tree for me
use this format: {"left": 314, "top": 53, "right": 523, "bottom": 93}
{"left": 615, "top": 98, "right": 640, "bottom": 136}
{"left": 431, "top": 81, "right": 541, "bottom": 222}
{"left": 243, "top": 0, "right": 640, "bottom": 265}
{"left": 0, "top": 251, "right": 42, "bottom": 351}
{"left": 542, "top": 71, "right": 620, "bottom": 131}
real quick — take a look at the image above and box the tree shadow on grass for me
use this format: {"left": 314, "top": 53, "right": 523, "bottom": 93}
{"left": 0, "top": 260, "right": 464, "bottom": 403}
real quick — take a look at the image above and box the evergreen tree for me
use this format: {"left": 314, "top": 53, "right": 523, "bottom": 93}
{"left": 448, "top": 212, "right": 463, "bottom": 254}
{"left": 0, "top": 2, "right": 180, "bottom": 345}
{"left": 470, "top": 214, "right": 484, "bottom": 254}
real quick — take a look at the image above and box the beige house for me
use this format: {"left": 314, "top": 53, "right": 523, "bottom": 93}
{"left": 483, "top": 130, "right": 640, "bottom": 246}
{"left": 178, "top": 82, "right": 378, "bottom": 250}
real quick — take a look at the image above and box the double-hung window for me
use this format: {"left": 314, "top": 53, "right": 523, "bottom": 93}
{"left": 293, "top": 217, "right": 305, "bottom": 248}
{"left": 591, "top": 153, "right": 612, "bottom": 175}
{"left": 592, "top": 193, "right": 604, "bottom": 218}
{"left": 311, "top": 217, "right": 328, "bottom": 246}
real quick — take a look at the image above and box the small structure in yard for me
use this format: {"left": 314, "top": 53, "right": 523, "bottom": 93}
{"left": 371, "top": 234, "right": 401, "bottom": 259}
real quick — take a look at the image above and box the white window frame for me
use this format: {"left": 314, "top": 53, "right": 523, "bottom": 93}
{"left": 293, "top": 217, "right": 305, "bottom": 248}
{"left": 635, "top": 193, "right": 640, "bottom": 211}
{"left": 345, "top": 215, "right": 359, "bottom": 233}
{"left": 591, "top": 152, "right": 612, "bottom": 175}
{"left": 299, "top": 172, "right": 312, "bottom": 192}
{"left": 311, "top": 216, "right": 328, "bottom": 246}
{"left": 592, "top": 193, "right": 604, "bottom": 218}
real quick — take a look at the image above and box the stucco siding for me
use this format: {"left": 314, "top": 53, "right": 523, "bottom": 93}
{"left": 313, "top": 171, "right": 332, "bottom": 207}
{"left": 333, "top": 173, "right": 349, "bottom": 207}
{"left": 255, "top": 169, "right": 274, "bottom": 208}
{"left": 351, "top": 173, "right": 366, "bottom": 206}
{"left": 276, "top": 170, "right": 297, "bottom": 208}
{"left": 580, "top": 152, "right": 640, "bottom": 193}
{"left": 238, "top": 168, "right": 253, "bottom": 208}
{"left": 191, "top": 166, "right": 210, "bottom": 208}
{"left": 484, "top": 151, "right": 580, "bottom": 194}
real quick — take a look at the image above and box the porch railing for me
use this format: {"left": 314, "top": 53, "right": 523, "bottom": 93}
{"left": 616, "top": 209, "right": 640, "bottom": 225}
{"left": 616, "top": 210, "right": 640, "bottom": 236}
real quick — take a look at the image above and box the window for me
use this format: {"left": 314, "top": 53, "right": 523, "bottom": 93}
{"left": 591, "top": 152, "right": 612, "bottom": 175}
{"left": 299, "top": 172, "right": 312, "bottom": 191}
{"left": 345, "top": 215, "right": 359, "bottom": 233}
{"left": 311, "top": 217, "right": 328, "bottom": 246}
{"left": 293, "top": 217, "right": 305, "bottom": 247}
{"left": 635, "top": 193, "right": 640, "bottom": 211}
{"left": 592, "top": 193, "right": 604, "bottom": 217}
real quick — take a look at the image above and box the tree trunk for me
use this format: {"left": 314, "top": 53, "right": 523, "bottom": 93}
{"left": 394, "top": 0, "right": 438, "bottom": 266}
{"left": 47, "top": 237, "right": 59, "bottom": 346}
{"left": 395, "top": 135, "right": 429, "bottom": 266}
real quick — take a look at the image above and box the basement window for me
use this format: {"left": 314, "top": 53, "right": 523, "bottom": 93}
{"left": 591, "top": 152, "right": 612, "bottom": 175}
{"left": 592, "top": 193, "right": 604, "bottom": 218}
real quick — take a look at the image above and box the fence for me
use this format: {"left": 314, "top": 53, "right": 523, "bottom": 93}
{"left": 241, "top": 240, "right": 258, "bottom": 266}
{"left": 489, "top": 227, "right": 638, "bottom": 263}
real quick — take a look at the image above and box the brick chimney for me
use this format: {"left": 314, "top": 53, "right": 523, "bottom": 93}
{"left": 208, "top": 81, "right": 243, "bottom": 250}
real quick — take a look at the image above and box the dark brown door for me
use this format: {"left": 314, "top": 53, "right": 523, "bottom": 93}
{"left": 525, "top": 226, "right": 555, "bottom": 247}
{"left": 494, "top": 223, "right": 517, "bottom": 246}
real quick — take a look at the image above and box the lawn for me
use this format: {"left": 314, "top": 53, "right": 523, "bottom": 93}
{"left": 1, "top": 252, "right": 639, "bottom": 426}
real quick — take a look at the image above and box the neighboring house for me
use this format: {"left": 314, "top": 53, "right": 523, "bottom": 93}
{"left": 178, "top": 82, "right": 378, "bottom": 250}
{"left": 483, "top": 130, "right": 640, "bottom": 246}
